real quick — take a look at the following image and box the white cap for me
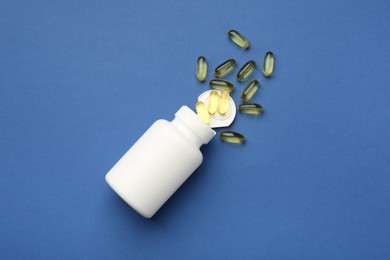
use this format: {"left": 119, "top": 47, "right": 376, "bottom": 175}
{"left": 197, "top": 90, "right": 236, "bottom": 128}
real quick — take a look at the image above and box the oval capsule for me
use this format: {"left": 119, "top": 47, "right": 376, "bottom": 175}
{"left": 195, "top": 101, "right": 210, "bottom": 124}
{"left": 240, "top": 80, "right": 259, "bottom": 102}
{"left": 220, "top": 131, "right": 246, "bottom": 144}
{"left": 262, "top": 51, "right": 274, "bottom": 77}
{"left": 236, "top": 60, "right": 256, "bottom": 82}
{"left": 209, "top": 79, "right": 235, "bottom": 93}
{"left": 196, "top": 56, "right": 207, "bottom": 82}
{"left": 207, "top": 90, "right": 219, "bottom": 115}
{"left": 228, "top": 30, "right": 250, "bottom": 49}
{"left": 214, "top": 59, "right": 236, "bottom": 77}
{"left": 218, "top": 90, "right": 230, "bottom": 115}
{"left": 238, "top": 103, "right": 264, "bottom": 115}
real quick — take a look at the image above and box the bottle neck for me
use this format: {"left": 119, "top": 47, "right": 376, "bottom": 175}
{"left": 172, "top": 118, "right": 203, "bottom": 148}
{"left": 172, "top": 106, "right": 216, "bottom": 148}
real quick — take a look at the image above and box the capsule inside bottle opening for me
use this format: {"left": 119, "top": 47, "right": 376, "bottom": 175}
{"left": 237, "top": 60, "right": 256, "bottom": 82}
{"left": 196, "top": 56, "right": 207, "bottom": 82}
{"left": 228, "top": 30, "right": 250, "bottom": 49}
{"left": 195, "top": 101, "right": 210, "bottom": 124}
{"left": 238, "top": 103, "right": 264, "bottom": 115}
{"left": 220, "top": 131, "right": 246, "bottom": 144}
{"left": 209, "top": 79, "right": 235, "bottom": 93}
{"left": 218, "top": 90, "right": 230, "bottom": 115}
{"left": 214, "top": 59, "right": 236, "bottom": 77}
{"left": 262, "top": 51, "right": 274, "bottom": 77}
{"left": 240, "top": 80, "right": 259, "bottom": 102}
{"left": 207, "top": 90, "right": 219, "bottom": 115}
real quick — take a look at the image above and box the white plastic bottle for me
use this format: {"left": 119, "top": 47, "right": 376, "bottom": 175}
{"left": 105, "top": 106, "right": 215, "bottom": 218}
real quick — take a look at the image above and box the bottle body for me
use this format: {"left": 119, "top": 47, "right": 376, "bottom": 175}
{"left": 105, "top": 106, "right": 215, "bottom": 218}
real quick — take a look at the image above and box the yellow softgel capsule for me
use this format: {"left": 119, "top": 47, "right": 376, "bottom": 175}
{"left": 214, "top": 59, "right": 236, "bottom": 77}
{"left": 209, "top": 79, "right": 235, "bottom": 93}
{"left": 228, "top": 30, "right": 250, "bottom": 49}
{"left": 240, "top": 79, "right": 259, "bottom": 102}
{"left": 218, "top": 90, "right": 230, "bottom": 115}
{"left": 238, "top": 103, "right": 264, "bottom": 115}
{"left": 220, "top": 131, "right": 246, "bottom": 144}
{"left": 195, "top": 101, "right": 210, "bottom": 124}
{"left": 196, "top": 56, "right": 207, "bottom": 82}
{"left": 207, "top": 90, "right": 219, "bottom": 115}
{"left": 236, "top": 60, "right": 256, "bottom": 82}
{"left": 262, "top": 51, "right": 274, "bottom": 77}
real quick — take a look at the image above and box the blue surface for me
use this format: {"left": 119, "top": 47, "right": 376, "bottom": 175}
{"left": 1, "top": 0, "right": 390, "bottom": 259}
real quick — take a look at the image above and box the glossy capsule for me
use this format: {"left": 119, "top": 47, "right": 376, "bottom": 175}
{"left": 214, "top": 59, "right": 236, "bottom": 77}
{"left": 262, "top": 51, "right": 274, "bottom": 77}
{"left": 228, "top": 30, "right": 250, "bottom": 49}
{"left": 196, "top": 56, "right": 207, "bottom": 82}
{"left": 218, "top": 90, "right": 230, "bottom": 115}
{"left": 209, "top": 79, "right": 235, "bottom": 93}
{"left": 195, "top": 101, "right": 210, "bottom": 124}
{"left": 238, "top": 103, "right": 264, "bottom": 115}
{"left": 236, "top": 60, "right": 256, "bottom": 82}
{"left": 220, "top": 131, "right": 246, "bottom": 144}
{"left": 240, "top": 80, "right": 259, "bottom": 102}
{"left": 207, "top": 90, "right": 219, "bottom": 115}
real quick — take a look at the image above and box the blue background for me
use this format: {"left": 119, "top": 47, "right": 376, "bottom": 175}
{"left": 1, "top": 0, "right": 390, "bottom": 259}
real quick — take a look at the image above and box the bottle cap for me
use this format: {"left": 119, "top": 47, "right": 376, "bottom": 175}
{"left": 197, "top": 90, "right": 236, "bottom": 128}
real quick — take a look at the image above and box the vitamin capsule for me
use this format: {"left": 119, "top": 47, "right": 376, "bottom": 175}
{"left": 209, "top": 79, "right": 235, "bottom": 93}
{"left": 240, "top": 80, "right": 259, "bottom": 102}
{"left": 262, "top": 51, "right": 274, "bottom": 77}
{"left": 236, "top": 60, "right": 256, "bottom": 82}
{"left": 220, "top": 131, "right": 246, "bottom": 144}
{"left": 196, "top": 56, "right": 207, "bottom": 82}
{"left": 227, "top": 30, "right": 250, "bottom": 49}
{"left": 214, "top": 59, "right": 236, "bottom": 77}
{"left": 207, "top": 90, "right": 219, "bottom": 115}
{"left": 218, "top": 90, "right": 230, "bottom": 115}
{"left": 195, "top": 101, "right": 210, "bottom": 124}
{"left": 238, "top": 103, "right": 264, "bottom": 115}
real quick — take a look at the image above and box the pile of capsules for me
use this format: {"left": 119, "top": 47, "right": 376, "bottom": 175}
{"left": 195, "top": 29, "right": 275, "bottom": 144}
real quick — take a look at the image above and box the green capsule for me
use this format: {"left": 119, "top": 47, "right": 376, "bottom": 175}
{"left": 196, "top": 56, "right": 207, "bottom": 82}
{"left": 209, "top": 79, "right": 235, "bottom": 93}
{"left": 236, "top": 60, "right": 256, "bottom": 82}
{"left": 238, "top": 103, "right": 264, "bottom": 115}
{"left": 214, "top": 59, "right": 236, "bottom": 77}
{"left": 228, "top": 30, "right": 250, "bottom": 49}
{"left": 240, "top": 80, "right": 259, "bottom": 102}
{"left": 220, "top": 131, "right": 246, "bottom": 144}
{"left": 262, "top": 51, "right": 274, "bottom": 77}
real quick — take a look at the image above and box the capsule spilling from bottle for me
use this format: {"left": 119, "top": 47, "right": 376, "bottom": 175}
{"left": 209, "top": 79, "right": 235, "bottom": 93}
{"left": 196, "top": 101, "right": 210, "bottom": 124}
{"left": 228, "top": 30, "right": 250, "bottom": 49}
{"left": 207, "top": 90, "right": 219, "bottom": 115}
{"left": 237, "top": 60, "right": 256, "bottom": 82}
{"left": 262, "top": 51, "right": 274, "bottom": 77}
{"left": 240, "top": 80, "right": 259, "bottom": 102}
{"left": 214, "top": 59, "right": 236, "bottom": 77}
{"left": 220, "top": 131, "right": 246, "bottom": 144}
{"left": 218, "top": 90, "right": 230, "bottom": 115}
{"left": 238, "top": 103, "right": 264, "bottom": 115}
{"left": 196, "top": 56, "right": 207, "bottom": 82}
